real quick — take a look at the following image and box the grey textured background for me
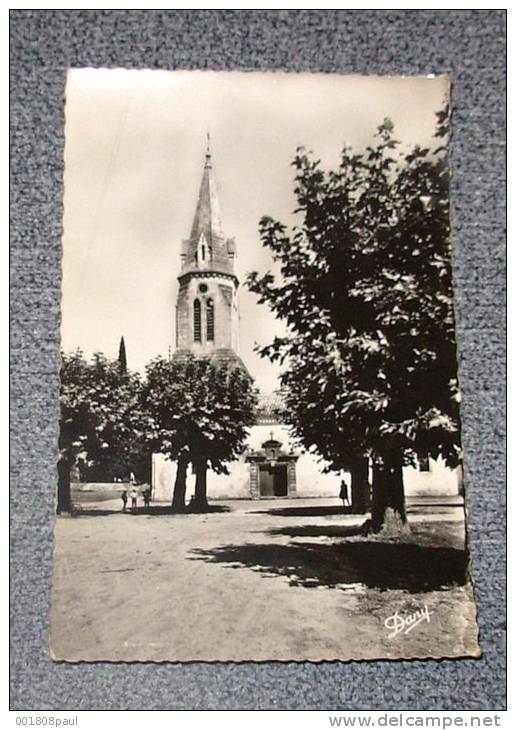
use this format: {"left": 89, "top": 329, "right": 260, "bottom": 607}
{"left": 10, "top": 9, "right": 506, "bottom": 711}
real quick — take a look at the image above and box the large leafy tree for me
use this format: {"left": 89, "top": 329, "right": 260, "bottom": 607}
{"left": 58, "top": 350, "right": 143, "bottom": 512}
{"left": 142, "top": 355, "right": 258, "bottom": 510}
{"left": 247, "top": 110, "right": 461, "bottom": 532}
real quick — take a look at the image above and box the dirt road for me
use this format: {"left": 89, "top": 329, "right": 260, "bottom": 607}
{"left": 50, "top": 497, "right": 479, "bottom": 661}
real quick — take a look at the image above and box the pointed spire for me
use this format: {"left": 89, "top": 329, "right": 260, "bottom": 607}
{"left": 180, "top": 137, "right": 237, "bottom": 278}
{"left": 189, "top": 136, "right": 224, "bottom": 247}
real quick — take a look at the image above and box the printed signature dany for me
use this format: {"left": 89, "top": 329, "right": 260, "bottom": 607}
{"left": 384, "top": 605, "right": 433, "bottom": 639}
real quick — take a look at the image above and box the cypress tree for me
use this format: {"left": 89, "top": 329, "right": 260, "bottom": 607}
{"left": 118, "top": 336, "right": 127, "bottom": 374}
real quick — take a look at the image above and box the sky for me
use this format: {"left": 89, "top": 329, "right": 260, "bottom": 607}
{"left": 61, "top": 70, "right": 449, "bottom": 393}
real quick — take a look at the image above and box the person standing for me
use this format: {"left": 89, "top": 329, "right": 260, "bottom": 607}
{"left": 143, "top": 487, "right": 151, "bottom": 510}
{"left": 121, "top": 489, "right": 128, "bottom": 512}
{"left": 339, "top": 479, "right": 350, "bottom": 511}
{"left": 129, "top": 486, "right": 138, "bottom": 513}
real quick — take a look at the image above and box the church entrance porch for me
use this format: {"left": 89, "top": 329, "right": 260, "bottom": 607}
{"left": 246, "top": 435, "right": 298, "bottom": 499}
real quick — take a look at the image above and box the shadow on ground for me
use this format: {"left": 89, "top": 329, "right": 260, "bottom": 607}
{"left": 190, "top": 540, "right": 468, "bottom": 592}
{"left": 253, "top": 502, "right": 463, "bottom": 519}
{"left": 69, "top": 504, "right": 232, "bottom": 517}
{"left": 253, "top": 505, "right": 350, "bottom": 517}
{"left": 266, "top": 524, "right": 365, "bottom": 539}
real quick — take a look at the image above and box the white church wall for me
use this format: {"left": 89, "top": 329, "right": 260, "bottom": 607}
{"left": 152, "top": 452, "right": 251, "bottom": 502}
{"left": 192, "top": 461, "right": 250, "bottom": 499}
{"left": 247, "top": 424, "right": 344, "bottom": 498}
{"left": 247, "top": 424, "right": 291, "bottom": 451}
{"left": 151, "top": 425, "right": 346, "bottom": 502}
{"left": 152, "top": 432, "right": 460, "bottom": 502}
{"left": 151, "top": 453, "right": 175, "bottom": 502}
{"left": 295, "top": 452, "right": 345, "bottom": 497}
{"left": 403, "top": 456, "right": 459, "bottom": 497}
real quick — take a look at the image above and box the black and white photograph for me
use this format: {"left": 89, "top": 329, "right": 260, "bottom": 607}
{"left": 51, "top": 69, "right": 480, "bottom": 662}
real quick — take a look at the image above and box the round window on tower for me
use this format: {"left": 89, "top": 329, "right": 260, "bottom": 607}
{"left": 199, "top": 283, "right": 208, "bottom": 294}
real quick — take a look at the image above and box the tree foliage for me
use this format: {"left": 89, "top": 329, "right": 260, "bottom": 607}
{"left": 58, "top": 350, "right": 258, "bottom": 512}
{"left": 247, "top": 110, "right": 460, "bottom": 528}
{"left": 142, "top": 355, "right": 258, "bottom": 508}
{"left": 58, "top": 350, "right": 143, "bottom": 511}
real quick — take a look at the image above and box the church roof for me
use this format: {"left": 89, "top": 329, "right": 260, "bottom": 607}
{"left": 255, "top": 391, "right": 285, "bottom": 424}
{"left": 172, "top": 348, "right": 250, "bottom": 378}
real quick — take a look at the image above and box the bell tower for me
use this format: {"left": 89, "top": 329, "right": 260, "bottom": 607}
{"left": 174, "top": 139, "right": 246, "bottom": 372}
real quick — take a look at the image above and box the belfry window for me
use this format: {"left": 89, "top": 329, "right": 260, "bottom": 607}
{"left": 206, "top": 298, "right": 215, "bottom": 342}
{"left": 201, "top": 244, "right": 206, "bottom": 261}
{"left": 193, "top": 299, "right": 202, "bottom": 342}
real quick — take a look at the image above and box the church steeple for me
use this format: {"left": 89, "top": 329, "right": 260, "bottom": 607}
{"left": 181, "top": 139, "right": 236, "bottom": 276}
{"left": 174, "top": 139, "right": 245, "bottom": 373}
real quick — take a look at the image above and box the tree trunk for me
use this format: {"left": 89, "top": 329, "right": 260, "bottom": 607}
{"left": 57, "top": 457, "right": 72, "bottom": 514}
{"left": 193, "top": 458, "right": 208, "bottom": 510}
{"left": 349, "top": 457, "right": 370, "bottom": 514}
{"left": 370, "top": 450, "right": 408, "bottom": 535}
{"left": 172, "top": 458, "right": 188, "bottom": 511}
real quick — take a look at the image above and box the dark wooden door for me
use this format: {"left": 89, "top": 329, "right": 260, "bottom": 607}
{"left": 259, "top": 465, "right": 274, "bottom": 497}
{"left": 273, "top": 465, "right": 288, "bottom": 496}
{"left": 259, "top": 464, "right": 288, "bottom": 497}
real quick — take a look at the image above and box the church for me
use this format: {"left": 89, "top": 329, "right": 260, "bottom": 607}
{"left": 151, "top": 144, "right": 460, "bottom": 503}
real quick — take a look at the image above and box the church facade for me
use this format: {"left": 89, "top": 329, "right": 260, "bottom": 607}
{"left": 152, "top": 146, "right": 460, "bottom": 503}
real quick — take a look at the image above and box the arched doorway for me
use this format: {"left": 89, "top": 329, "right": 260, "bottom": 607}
{"left": 246, "top": 436, "right": 298, "bottom": 499}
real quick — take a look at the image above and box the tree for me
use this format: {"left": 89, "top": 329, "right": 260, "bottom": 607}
{"left": 142, "top": 355, "right": 258, "bottom": 510}
{"left": 247, "top": 109, "right": 461, "bottom": 532}
{"left": 118, "top": 336, "right": 127, "bottom": 374}
{"left": 58, "top": 350, "right": 143, "bottom": 513}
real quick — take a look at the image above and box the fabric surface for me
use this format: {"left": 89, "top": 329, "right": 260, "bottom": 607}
{"left": 10, "top": 9, "right": 506, "bottom": 711}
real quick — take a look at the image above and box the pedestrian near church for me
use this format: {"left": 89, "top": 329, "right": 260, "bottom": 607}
{"left": 129, "top": 486, "right": 138, "bottom": 513}
{"left": 121, "top": 489, "right": 128, "bottom": 512}
{"left": 339, "top": 479, "right": 350, "bottom": 511}
{"left": 143, "top": 487, "right": 151, "bottom": 510}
